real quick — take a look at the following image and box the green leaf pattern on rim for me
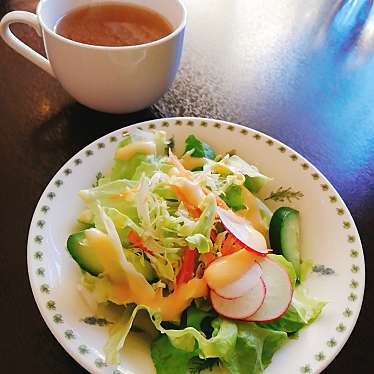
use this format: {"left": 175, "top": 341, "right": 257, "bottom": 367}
{"left": 47, "top": 192, "right": 56, "bottom": 200}
{"left": 34, "top": 235, "right": 43, "bottom": 244}
{"left": 329, "top": 196, "right": 337, "bottom": 203}
{"left": 40, "top": 284, "right": 50, "bottom": 294}
{"left": 350, "top": 249, "right": 359, "bottom": 258}
{"left": 327, "top": 338, "right": 337, "bottom": 348}
{"left": 65, "top": 330, "right": 75, "bottom": 340}
{"left": 37, "top": 219, "right": 45, "bottom": 228}
{"left": 46, "top": 300, "right": 56, "bottom": 310}
{"left": 95, "top": 358, "right": 107, "bottom": 368}
{"left": 351, "top": 264, "right": 359, "bottom": 273}
{"left": 34, "top": 251, "right": 43, "bottom": 260}
{"left": 300, "top": 364, "right": 311, "bottom": 373}
{"left": 78, "top": 345, "right": 89, "bottom": 355}
{"left": 350, "top": 280, "right": 359, "bottom": 289}
{"left": 343, "top": 308, "right": 353, "bottom": 318}
{"left": 41, "top": 205, "right": 49, "bottom": 214}
{"left": 336, "top": 323, "right": 346, "bottom": 333}
{"left": 53, "top": 314, "right": 63, "bottom": 324}
{"left": 36, "top": 267, "right": 45, "bottom": 277}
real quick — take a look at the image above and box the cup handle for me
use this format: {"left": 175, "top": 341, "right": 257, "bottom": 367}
{"left": 0, "top": 11, "right": 55, "bottom": 77}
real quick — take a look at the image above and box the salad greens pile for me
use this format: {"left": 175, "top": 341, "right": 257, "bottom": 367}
{"left": 67, "top": 129, "right": 325, "bottom": 374}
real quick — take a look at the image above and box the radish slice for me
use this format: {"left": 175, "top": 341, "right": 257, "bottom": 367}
{"left": 245, "top": 258, "right": 292, "bottom": 322}
{"left": 217, "top": 207, "right": 268, "bottom": 255}
{"left": 214, "top": 263, "right": 263, "bottom": 299}
{"left": 210, "top": 278, "right": 266, "bottom": 320}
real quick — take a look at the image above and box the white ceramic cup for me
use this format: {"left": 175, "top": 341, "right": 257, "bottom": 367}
{"left": 0, "top": 0, "right": 186, "bottom": 113}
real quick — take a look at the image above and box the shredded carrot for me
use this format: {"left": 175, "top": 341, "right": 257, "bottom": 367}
{"left": 176, "top": 248, "right": 196, "bottom": 285}
{"left": 221, "top": 235, "right": 239, "bottom": 256}
{"left": 210, "top": 230, "right": 217, "bottom": 242}
{"left": 203, "top": 252, "right": 216, "bottom": 266}
{"left": 128, "top": 231, "right": 154, "bottom": 255}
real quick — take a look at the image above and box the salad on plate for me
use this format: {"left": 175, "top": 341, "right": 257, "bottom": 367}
{"left": 66, "top": 130, "right": 325, "bottom": 374}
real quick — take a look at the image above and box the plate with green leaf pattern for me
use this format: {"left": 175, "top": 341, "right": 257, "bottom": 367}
{"left": 27, "top": 117, "right": 364, "bottom": 374}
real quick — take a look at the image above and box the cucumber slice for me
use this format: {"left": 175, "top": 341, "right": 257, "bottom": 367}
{"left": 67, "top": 230, "right": 104, "bottom": 276}
{"left": 269, "top": 207, "right": 301, "bottom": 276}
{"left": 67, "top": 230, "right": 157, "bottom": 282}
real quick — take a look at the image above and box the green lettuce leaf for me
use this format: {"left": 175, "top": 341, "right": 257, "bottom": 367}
{"left": 132, "top": 160, "right": 159, "bottom": 180}
{"left": 291, "top": 287, "right": 326, "bottom": 324}
{"left": 257, "top": 286, "right": 326, "bottom": 333}
{"left": 220, "top": 155, "right": 271, "bottom": 193}
{"left": 79, "top": 179, "right": 139, "bottom": 227}
{"left": 104, "top": 303, "right": 292, "bottom": 374}
{"left": 112, "top": 154, "right": 155, "bottom": 180}
{"left": 204, "top": 155, "right": 270, "bottom": 194}
{"left": 222, "top": 184, "right": 244, "bottom": 211}
{"left": 125, "top": 251, "right": 157, "bottom": 282}
{"left": 185, "top": 135, "right": 216, "bottom": 160}
{"left": 186, "top": 304, "right": 216, "bottom": 331}
{"left": 104, "top": 307, "right": 134, "bottom": 364}
{"left": 153, "top": 130, "right": 169, "bottom": 156}
{"left": 153, "top": 185, "right": 178, "bottom": 200}
{"left": 151, "top": 335, "right": 197, "bottom": 374}
{"left": 99, "top": 207, "right": 141, "bottom": 245}
{"left": 244, "top": 175, "right": 269, "bottom": 193}
{"left": 256, "top": 198, "right": 273, "bottom": 229}
{"left": 256, "top": 305, "right": 306, "bottom": 334}
{"left": 222, "top": 323, "right": 288, "bottom": 374}
{"left": 164, "top": 317, "right": 237, "bottom": 357}
{"left": 299, "top": 259, "right": 314, "bottom": 283}
{"left": 111, "top": 130, "right": 168, "bottom": 180}
{"left": 105, "top": 304, "right": 237, "bottom": 365}
{"left": 193, "top": 194, "right": 217, "bottom": 238}
{"left": 186, "top": 233, "right": 210, "bottom": 253}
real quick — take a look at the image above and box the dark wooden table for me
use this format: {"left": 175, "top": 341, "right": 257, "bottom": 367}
{"left": 1, "top": 0, "right": 372, "bottom": 372}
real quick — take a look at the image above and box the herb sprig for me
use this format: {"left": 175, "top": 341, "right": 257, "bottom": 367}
{"left": 265, "top": 186, "right": 304, "bottom": 202}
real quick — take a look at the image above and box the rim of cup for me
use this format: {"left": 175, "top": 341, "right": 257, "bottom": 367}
{"left": 37, "top": 0, "right": 187, "bottom": 50}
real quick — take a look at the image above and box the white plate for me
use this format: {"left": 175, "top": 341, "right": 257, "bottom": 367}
{"left": 27, "top": 117, "right": 365, "bottom": 374}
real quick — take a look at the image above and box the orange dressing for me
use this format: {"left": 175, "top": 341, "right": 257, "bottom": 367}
{"left": 110, "top": 189, "right": 136, "bottom": 200}
{"left": 109, "top": 277, "right": 208, "bottom": 321}
{"left": 115, "top": 141, "right": 156, "bottom": 161}
{"left": 170, "top": 185, "right": 201, "bottom": 218}
{"left": 181, "top": 154, "right": 206, "bottom": 170}
{"left": 84, "top": 229, "right": 207, "bottom": 321}
{"left": 204, "top": 249, "right": 258, "bottom": 289}
{"left": 238, "top": 188, "right": 267, "bottom": 236}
